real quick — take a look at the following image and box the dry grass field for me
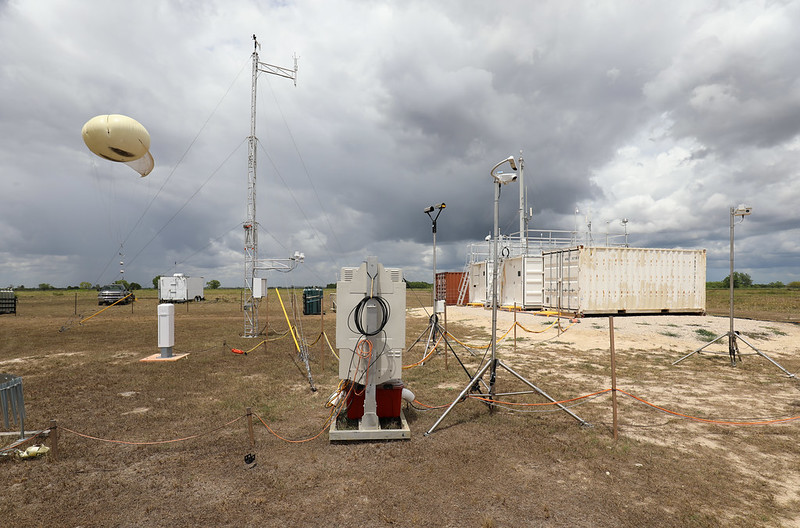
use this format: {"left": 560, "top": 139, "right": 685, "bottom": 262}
{"left": 2, "top": 287, "right": 800, "bottom": 527}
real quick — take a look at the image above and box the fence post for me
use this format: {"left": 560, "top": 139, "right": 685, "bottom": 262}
{"left": 513, "top": 303, "right": 517, "bottom": 356}
{"left": 246, "top": 407, "right": 255, "bottom": 447}
{"left": 320, "top": 298, "right": 325, "bottom": 371}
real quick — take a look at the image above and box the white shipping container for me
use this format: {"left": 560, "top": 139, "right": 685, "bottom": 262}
{"left": 542, "top": 247, "right": 706, "bottom": 315}
{"left": 499, "top": 255, "right": 544, "bottom": 310}
{"left": 158, "top": 274, "right": 205, "bottom": 303}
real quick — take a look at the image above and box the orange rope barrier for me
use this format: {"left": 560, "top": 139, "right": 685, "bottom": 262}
{"left": 59, "top": 415, "right": 245, "bottom": 445}
{"left": 468, "top": 388, "right": 612, "bottom": 407}
{"left": 253, "top": 409, "right": 335, "bottom": 444}
{"left": 403, "top": 334, "right": 444, "bottom": 369}
{"left": 617, "top": 389, "right": 800, "bottom": 426}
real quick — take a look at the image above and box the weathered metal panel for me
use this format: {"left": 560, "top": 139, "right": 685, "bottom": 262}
{"left": 543, "top": 248, "right": 580, "bottom": 312}
{"left": 499, "top": 255, "right": 543, "bottom": 309}
{"left": 542, "top": 247, "right": 706, "bottom": 315}
{"left": 435, "top": 272, "right": 467, "bottom": 305}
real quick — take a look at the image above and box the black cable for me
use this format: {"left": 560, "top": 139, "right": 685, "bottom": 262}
{"left": 352, "top": 295, "right": 390, "bottom": 337}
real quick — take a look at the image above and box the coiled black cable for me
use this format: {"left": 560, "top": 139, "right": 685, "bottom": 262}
{"left": 352, "top": 295, "right": 390, "bottom": 336}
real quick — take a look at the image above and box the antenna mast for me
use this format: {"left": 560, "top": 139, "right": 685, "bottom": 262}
{"left": 243, "top": 35, "right": 298, "bottom": 338}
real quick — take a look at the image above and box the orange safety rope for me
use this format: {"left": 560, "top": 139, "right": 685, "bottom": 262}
{"left": 58, "top": 415, "right": 245, "bottom": 445}
{"left": 253, "top": 409, "right": 335, "bottom": 444}
{"left": 468, "top": 388, "right": 612, "bottom": 406}
{"left": 617, "top": 389, "right": 800, "bottom": 426}
{"left": 403, "top": 334, "right": 444, "bottom": 369}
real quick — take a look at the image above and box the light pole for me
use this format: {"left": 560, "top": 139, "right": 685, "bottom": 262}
{"left": 424, "top": 203, "right": 446, "bottom": 308}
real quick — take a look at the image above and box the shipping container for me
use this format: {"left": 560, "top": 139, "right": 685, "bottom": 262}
{"left": 158, "top": 274, "right": 205, "bottom": 303}
{"left": 542, "top": 247, "right": 706, "bottom": 315}
{"left": 499, "top": 255, "right": 544, "bottom": 309}
{"left": 435, "top": 272, "right": 467, "bottom": 305}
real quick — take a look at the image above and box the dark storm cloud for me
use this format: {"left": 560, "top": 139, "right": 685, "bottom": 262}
{"left": 2, "top": 0, "right": 800, "bottom": 288}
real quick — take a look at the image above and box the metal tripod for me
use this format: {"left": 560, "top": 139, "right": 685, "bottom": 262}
{"left": 425, "top": 156, "right": 588, "bottom": 436}
{"left": 423, "top": 355, "right": 589, "bottom": 435}
{"left": 673, "top": 205, "right": 795, "bottom": 378}
{"left": 673, "top": 329, "right": 795, "bottom": 377}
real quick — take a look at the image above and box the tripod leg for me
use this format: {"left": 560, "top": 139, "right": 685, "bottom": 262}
{"left": 440, "top": 327, "right": 489, "bottom": 392}
{"left": 735, "top": 333, "right": 796, "bottom": 378}
{"left": 673, "top": 333, "right": 728, "bottom": 365}
{"left": 424, "top": 359, "right": 494, "bottom": 436}
{"left": 498, "top": 360, "right": 589, "bottom": 426}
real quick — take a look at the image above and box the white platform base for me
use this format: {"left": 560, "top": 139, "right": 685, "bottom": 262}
{"left": 329, "top": 411, "right": 411, "bottom": 442}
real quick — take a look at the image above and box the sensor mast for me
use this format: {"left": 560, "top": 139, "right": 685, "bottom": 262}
{"left": 243, "top": 35, "right": 298, "bottom": 338}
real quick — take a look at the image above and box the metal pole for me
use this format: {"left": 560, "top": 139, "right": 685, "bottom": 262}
{"left": 729, "top": 207, "right": 735, "bottom": 364}
{"left": 518, "top": 153, "right": 526, "bottom": 254}
{"left": 609, "top": 316, "right": 618, "bottom": 441}
{"left": 432, "top": 227, "right": 437, "bottom": 308}
{"left": 489, "top": 181, "right": 500, "bottom": 408}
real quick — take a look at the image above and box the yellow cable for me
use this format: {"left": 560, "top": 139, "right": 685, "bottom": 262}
{"left": 323, "top": 332, "right": 339, "bottom": 360}
{"left": 275, "top": 288, "right": 302, "bottom": 355}
{"left": 79, "top": 292, "right": 134, "bottom": 324}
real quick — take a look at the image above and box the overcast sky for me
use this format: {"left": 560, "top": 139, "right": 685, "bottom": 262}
{"left": 2, "top": 0, "right": 799, "bottom": 289}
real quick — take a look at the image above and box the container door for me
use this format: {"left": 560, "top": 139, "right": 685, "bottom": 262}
{"left": 523, "top": 256, "right": 543, "bottom": 309}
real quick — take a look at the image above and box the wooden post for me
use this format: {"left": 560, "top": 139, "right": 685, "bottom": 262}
{"left": 49, "top": 419, "right": 58, "bottom": 461}
{"left": 513, "top": 303, "right": 517, "bottom": 356}
{"left": 265, "top": 290, "right": 269, "bottom": 339}
{"left": 609, "top": 316, "right": 618, "bottom": 441}
{"left": 320, "top": 296, "right": 325, "bottom": 371}
{"left": 74, "top": 292, "right": 78, "bottom": 315}
{"left": 246, "top": 407, "right": 255, "bottom": 447}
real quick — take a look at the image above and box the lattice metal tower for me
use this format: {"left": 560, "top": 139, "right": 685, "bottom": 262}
{"left": 243, "top": 35, "right": 297, "bottom": 337}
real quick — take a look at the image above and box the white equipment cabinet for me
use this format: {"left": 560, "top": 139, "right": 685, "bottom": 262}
{"left": 330, "top": 256, "right": 410, "bottom": 441}
{"left": 158, "top": 274, "right": 205, "bottom": 303}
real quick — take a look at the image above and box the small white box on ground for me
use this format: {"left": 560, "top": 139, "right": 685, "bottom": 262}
{"left": 157, "top": 303, "right": 175, "bottom": 354}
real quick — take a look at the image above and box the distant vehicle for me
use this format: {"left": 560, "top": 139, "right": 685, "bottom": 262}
{"left": 97, "top": 284, "right": 135, "bottom": 306}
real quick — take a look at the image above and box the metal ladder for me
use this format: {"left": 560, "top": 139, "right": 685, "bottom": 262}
{"left": 456, "top": 256, "right": 470, "bottom": 305}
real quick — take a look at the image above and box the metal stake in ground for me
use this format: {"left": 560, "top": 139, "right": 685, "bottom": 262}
{"left": 425, "top": 155, "right": 589, "bottom": 436}
{"left": 673, "top": 205, "right": 795, "bottom": 378}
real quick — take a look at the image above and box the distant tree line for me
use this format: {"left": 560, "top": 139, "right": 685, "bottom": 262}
{"left": 707, "top": 272, "right": 800, "bottom": 289}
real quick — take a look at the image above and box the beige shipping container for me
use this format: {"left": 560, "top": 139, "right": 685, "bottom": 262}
{"left": 542, "top": 247, "right": 706, "bottom": 315}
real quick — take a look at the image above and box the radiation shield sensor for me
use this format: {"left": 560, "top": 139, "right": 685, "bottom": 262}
{"left": 490, "top": 155, "right": 518, "bottom": 185}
